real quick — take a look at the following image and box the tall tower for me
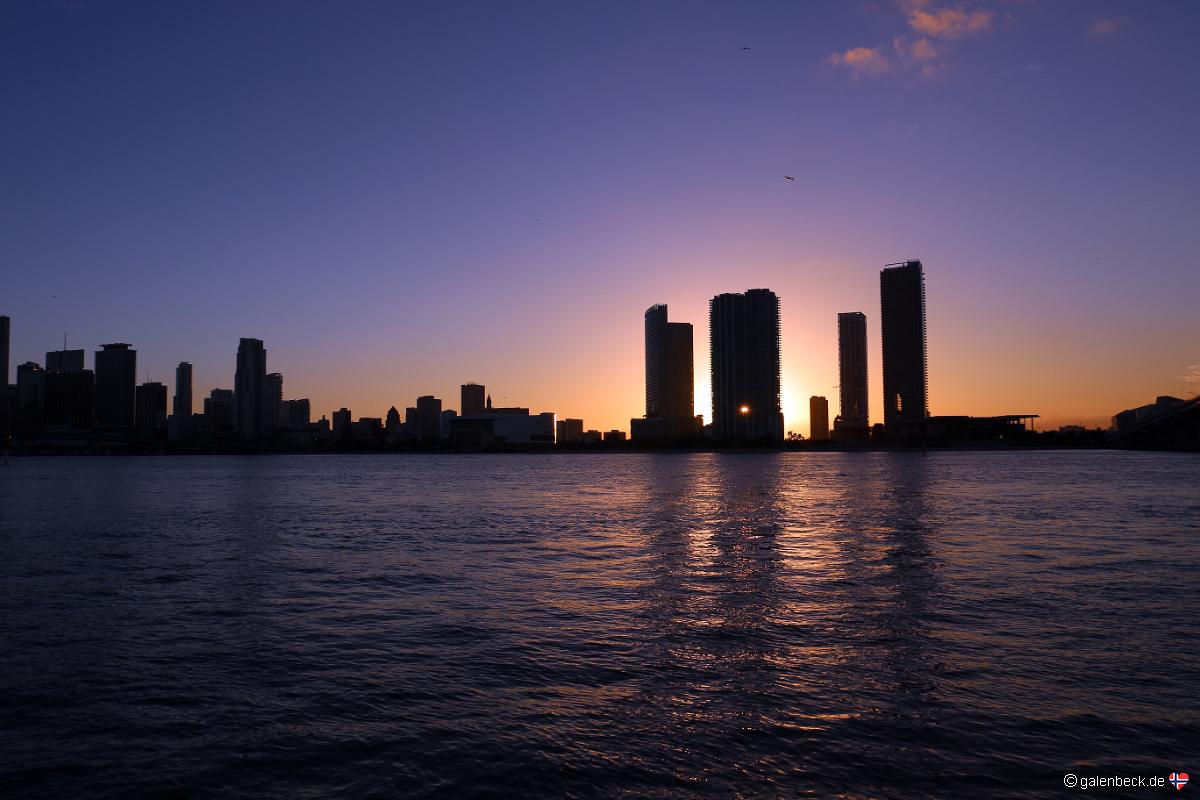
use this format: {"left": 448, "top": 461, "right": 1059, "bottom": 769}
{"left": 173, "top": 362, "right": 193, "bottom": 419}
{"left": 416, "top": 395, "right": 442, "bottom": 442}
{"left": 461, "top": 383, "right": 485, "bottom": 416}
{"left": 94, "top": 343, "right": 137, "bottom": 429}
{"left": 809, "top": 396, "right": 830, "bottom": 441}
{"left": 709, "top": 289, "right": 782, "bottom": 441}
{"left": 265, "top": 372, "right": 283, "bottom": 433}
{"left": 168, "top": 361, "right": 194, "bottom": 440}
{"left": 880, "top": 260, "right": 928, "bottom": 436}
{"left": 835, "top": 311, "right": 869, "bottom": 438}
{"left": 643, "top": 304, "right": 695, "bottom": 436}
{"left": 0, "top": 315, "right": 9, "bottom": 437}
{"left": 234, "top": 338, "right": 267, "bottom": 440}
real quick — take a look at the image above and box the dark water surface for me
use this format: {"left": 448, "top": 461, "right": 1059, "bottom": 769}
{"left": 2, "top": 452, "right": 1198, "bottom": 798}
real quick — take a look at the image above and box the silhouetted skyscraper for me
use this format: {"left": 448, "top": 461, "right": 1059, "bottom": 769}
{"left": 234, "top": 338, "right": 266, "bottom": 440}
{"left": 16, "top": 361, "right": 45, "bottom": 432}
{"left": 461, "top": 383, "right": 485, "bottom": 416}
{"left": 44, "top": 369, "right": 93, "bottom": 430}
{"left": 168, "top": 362, "right": 193, "bottom": 440}
{"left": 810, "top": 396, "right": 830, "bottom": 441}
{"left": 710, "top": 289, "right": 783, "bottom": 441}
{"left": 135, "top": 381, "right": 167, "bottom": 439}
{"left": 880, "top": 260, "right": 928, "bottom": 436}
{"left": 46, "top": 349, "right": 85, "bottom": 372}
{"left": 332, "top": 407, "right": 351, "bottom": 441}
{"left": 556, "top": 418, "right": 584, "bottom": 443}
{"left": 42, "top": 346, "right": 92, "bottom": 430}
{"left": 202, "top": 389, "right": 234, "bottom": 433}
{"left": 282, "top": 399, "right": 311, "bottom": 428}
{"left": 265, "top": 372, "right": 283, "bottom": 433}
{"left": 416, "top": 395, "right": 442, "bottom": 442}
{"left": 94, "top": 343, "right": 137, "bottom": 430}
{"left": 173, "top": 362, "right": 193, "bottom": 419}
{"left": 0, "top": 315, "right": 9, "bottom": 438}
{"left": 835, "top": 311, "right": 869, "bottom": 439}
{"left": 641, "top": 304, "right": 697, "bottom": 438}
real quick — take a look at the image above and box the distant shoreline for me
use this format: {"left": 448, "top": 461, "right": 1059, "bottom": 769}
{"left": 4, "top": 441, "right": 1189, "bottom": 457}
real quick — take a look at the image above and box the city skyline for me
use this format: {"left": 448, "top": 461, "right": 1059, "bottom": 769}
{"left": 3, "top": 3, "right": 1199, "bottom": 431}
{"left": 3, "top": 246, "right": 1198, "bottom": 437}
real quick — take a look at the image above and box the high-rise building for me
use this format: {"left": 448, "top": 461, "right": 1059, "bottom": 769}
{"left": 835, "top": 311, "right": 869, "bottom": 439}
{"left": 173, "top": 362, "right": 193, "bottom": 418}
{"left": 44, "top": 369, "right": 93, "bottom": 429}
{"left": 94, "top": 343, "right": 137, "bottom": 430}
{"left": 461, "top": 383, "right": 485, "bottom": 416}
{"left": 45, "top": 349, "right": 85, "bottom": 372}
{"left": 416, "top": 395, "right": 442, "bottom": 442}
{"left": 0, "top": 315, "right": 9, "bottom": 438}
{"left": 135, "top": 381, "right": 167, "bottom": 439}
{"left": 282, "top": 399, "right": 311, "bottom": 428}
{"left": 43, "top": 346, "right": 91, "bottom": 431}
{"left": 16, "top": 361, "right": 45, "bottom": 432}
{"left": 265, "top": 372, "right": 283, "bottom": 433}
{"left": 203, "top": 389, "right": 235, "bottom": 433}
{"left": 234, "top": 338, "right": 267, "bottom": 440}
{"left": 556, "top": 418, "right": 584, "bottom": 444}
{"left": 809, "top": 396, "right": 830, "bottom": 441}
{"left": 332, "top": 408, "right": 352, "bottom": 440}
{"left": 169, "top": 362, "right": 193, "bottom": 440}
{"left": 709, "top": 289, "right": 783, "bottom": 441}
{"left": 639, "top": 304, "right": 698, "bottom": 439}
{"left": 880, "top": 260, "right": 928, "bottom": 436}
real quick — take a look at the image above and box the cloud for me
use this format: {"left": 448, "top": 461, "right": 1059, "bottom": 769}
{"left": 825, "top": 2, "right": 998, "bottom": 80}
{"left": 1088, "top": 17, "right": 1125, "bottom": 38}
{"left": 825, "top": 47, "right": 890, "bottom": 75}
{"left": 909, "top": 37, "right": 939, "bottom": 60}
{"left": 907, "top": 5, "right": 994, "bottom": 39}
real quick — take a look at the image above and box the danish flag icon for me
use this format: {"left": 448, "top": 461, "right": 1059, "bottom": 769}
{"left": 1169, "top": 773, "right": 1189, "bottom": 791}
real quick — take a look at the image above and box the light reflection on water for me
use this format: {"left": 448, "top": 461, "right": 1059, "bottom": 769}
{"left": 1, "top": 451, "right": 1198, "bottom": 798}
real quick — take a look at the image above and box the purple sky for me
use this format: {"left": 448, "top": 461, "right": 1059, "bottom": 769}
{"left": 3, "top": 0, "right": 1198, "bottom": 431}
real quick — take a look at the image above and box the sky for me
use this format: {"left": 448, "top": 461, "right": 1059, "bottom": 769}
{"left": 3, "top": 0, "right": 1198, "bottom": 432}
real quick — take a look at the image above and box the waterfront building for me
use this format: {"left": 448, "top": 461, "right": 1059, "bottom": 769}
{"left": 636, "top": 304, "right": 698, "bottom": 439}
{"left": 835, "top": 312, "right": 869, "bottom": 439}
{"left": 556, "top": 418, "right": 584, "bottom": 444}
{"left": 282, "top": 398, "right": 312, "bottom": 428}
{"left": 709, "top": 289, "right": 783, "bottom": 441}
{"left": 234, "top": 338, "right": 267, "bottom": 440}
{"left": 45, "top": 349, "right": 85, "bottom": 372}
{"left": 452, "top": 407, "right": 555, "bottom": 447}
{"left": 265, "top": 372, "right": 283, "bottom": 433}
{"left": 880, "top": 261, "right": 928, "bottom": 437}
{"left": 461, "top": 383, "right": 485, "bottom": 416}
{"left": 44, "top": 369, "right": 93, "bottom": 429}
{"left": 332, "top": 408, "right": 352, "bottom": 440}
{"left": 0, "top": 315, "right": 9, "bottom": 437}
{"left": 416, "top": 395, "right": 442, "bottom": 442}
{"left": 203, "top": 389, "right": 235, "bottom": 433}
{"left": 94, "top": 343, "right": 137, "bottom": 430}
{"left": 16, "top": 361, "right": 45, "bottom": 432}
{"left": 44, "top": 348, "right": 93, "bottom": 431}
{"left": 135, "top": 381, "right": 167, "bottom": 439}
{"left": 169, "top": 362, "right": 193, "bottom": 440}
{"left": 810, "top": 396, "right": 830, "bottom": 441}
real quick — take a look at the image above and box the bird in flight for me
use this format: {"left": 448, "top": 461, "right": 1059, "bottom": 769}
{"left": 784, "top": 175, "right": 795, "bottom": 181}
